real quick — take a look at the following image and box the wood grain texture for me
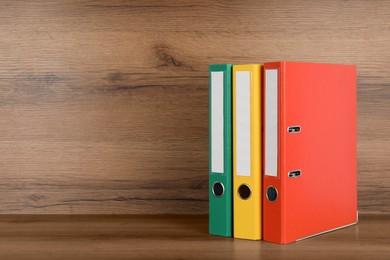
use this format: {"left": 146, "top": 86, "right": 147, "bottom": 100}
{"left": 0, "top": 0, "right": 389, "bottom": 214}
{"left": 0, "top": 215, "right": 389, "bottom": 259}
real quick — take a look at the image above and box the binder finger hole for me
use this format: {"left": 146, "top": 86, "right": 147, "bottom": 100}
{"left": 266, "top": 186, "right": 278, "bottom": 202}
{"left": 212, "top": 182, "right": 224, "bottom": 197}
{"left": 238, "top": 184, "right": 251, "bottom": 200}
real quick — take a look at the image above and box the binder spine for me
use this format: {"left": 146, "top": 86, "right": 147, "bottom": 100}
{"left": 233, "top": 64, "right": 262, "bottom": 240}
{"left": 263, "top": 62, "right": 286, "bottom": 244}
{"left": 209, "top": 64, "right": 232, "bottom": 237}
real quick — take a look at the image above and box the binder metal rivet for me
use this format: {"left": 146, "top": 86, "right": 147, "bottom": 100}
{"left": 288, "top": 170, "right": 302, "bottom": 178}
{"left": 287, "top": 125, "right": 301, "bottom": 133}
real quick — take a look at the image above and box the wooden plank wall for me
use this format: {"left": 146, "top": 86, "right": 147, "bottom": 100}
{"left": 0, "top": 0, "right": 389, "bottom": 214}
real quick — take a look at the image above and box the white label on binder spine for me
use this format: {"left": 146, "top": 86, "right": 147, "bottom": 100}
{"left": 236, "top": 71, "right": 251, "bottom": 176}
{"left": 211, "top": 71, "right": 224, "bottom": 173}
{"left": 265, "top": 69, "right": 278, "bottom": 177}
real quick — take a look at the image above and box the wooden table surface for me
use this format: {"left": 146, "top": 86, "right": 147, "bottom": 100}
{"left": 0, "top": 215, "right": 388, "bottom": 260}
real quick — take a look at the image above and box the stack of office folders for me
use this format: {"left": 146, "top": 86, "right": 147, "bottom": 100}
{"left": 209, "top": 62, "right": 358, "bottom": 244}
